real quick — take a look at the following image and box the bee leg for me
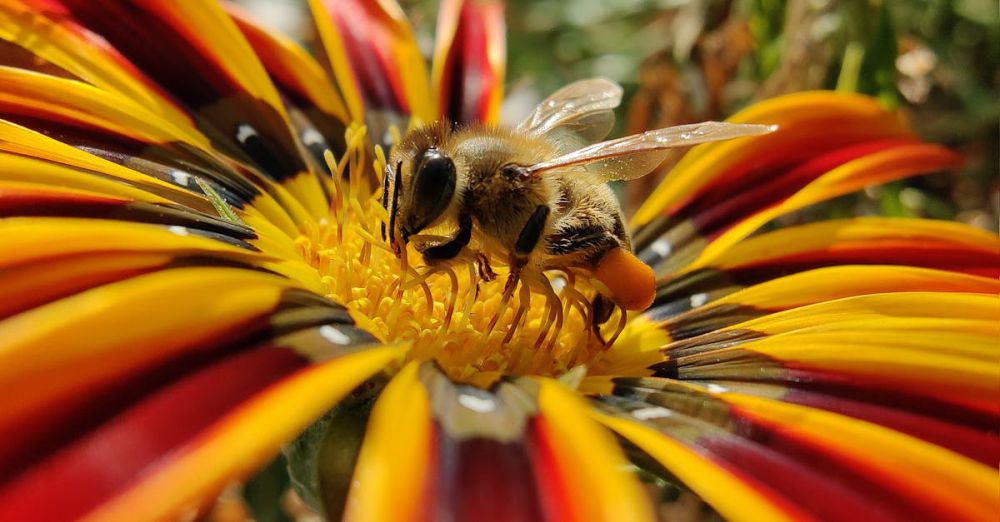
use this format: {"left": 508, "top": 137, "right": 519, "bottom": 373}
{"left": 590, "top": 295, "right": 628, "bottom": 347}
{"left": 502, "top": 268, "right": 520, "bottom": 296}
{"left": 590, "top": 294, "right": 615, "bottom": 344}
{"left": 473, "top": 251, "right": 497, "bottom": 282}
{"left": 514, "top": 205, "right": 551, "bottom": 259}
{"left": 503, "top": 203, "right": 550, "bottom": 280}
{"left": 419, "top": 214, "right": 472, "bottom": 265}
{"left": 478, "top": 268, "right": 520, "bottom": 348}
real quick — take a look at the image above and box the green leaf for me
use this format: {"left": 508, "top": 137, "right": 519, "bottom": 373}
{"left": 857, "top": 2, "right": 899, "bottom": 108}
{"left": 243, "top": 455, "right": 293, "bottom": 522}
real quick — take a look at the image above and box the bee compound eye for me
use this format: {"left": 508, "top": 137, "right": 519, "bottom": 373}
{"left": 410, "top": 149, "right": 457, "bottom": 231}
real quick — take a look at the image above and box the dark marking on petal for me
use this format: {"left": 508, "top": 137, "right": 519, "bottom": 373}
{"left": 431, "top": 434, "right": 546, "bottom": 522}
{"left": 662, "top": 303, "right": 766, "bottom": 340}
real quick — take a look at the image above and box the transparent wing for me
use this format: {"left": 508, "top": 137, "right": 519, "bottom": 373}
{"left": 526, "top": 121, "right": 778, "bottom": 182}
{"left": 516, "top": 78, "right": 623, "bottom": 151}
{"left": 540, "top": 109, "right": 617, "bottom": 154}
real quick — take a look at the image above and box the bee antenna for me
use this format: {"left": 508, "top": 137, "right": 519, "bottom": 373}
{"left": 386, "top": 160, "right": 403, "bottom": 247}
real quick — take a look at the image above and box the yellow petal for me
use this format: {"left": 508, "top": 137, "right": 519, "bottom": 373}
{"left": 344, "top": 361, "right": 433, "bottom": 521}
{"left": 86, "top": 345, "right": 403, "bottom": 522}
{"left": 722, "top": 393, "right": 999, "bottom": 520}
{"left": 534, "top": 378, "right": 655, "bottom": 522}
{"left": 633, "top": 91, "right": 912, "bottom": 228}
{"left": 595, "top": 412, "right": 798, "bottom": 522}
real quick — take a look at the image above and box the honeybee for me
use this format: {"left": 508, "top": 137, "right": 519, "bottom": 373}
{"left": 382, "top": 78, "right": 772, "bottom": 317}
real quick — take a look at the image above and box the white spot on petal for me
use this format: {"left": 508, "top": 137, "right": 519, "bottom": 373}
{"left": 632, "top": 407, "right": 672, "bottom": 420}
{"left": 649, "top": 238, "right": 672, "bottom": 258}
{"left": 319, "top": 325, "right": 352, "bottom": 345}
{"left": 235, "top": 124, "right": 258, "bottom": 144}
{"left": 170, "top": 169, "right": 191, "bottom": 187}
{"left": 458, "top": 392, "right": 496, "bottom": 413}
{"left": 301, "top": 128, "right": 324, "bottom": 147}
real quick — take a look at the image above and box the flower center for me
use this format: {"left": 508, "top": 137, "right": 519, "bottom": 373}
{"left": 294, "top": 127, "right": 634, "bottom": 384}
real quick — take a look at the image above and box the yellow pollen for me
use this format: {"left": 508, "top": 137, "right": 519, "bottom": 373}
{"left": 296, "top": 126, "right": 638, "bottom": 385}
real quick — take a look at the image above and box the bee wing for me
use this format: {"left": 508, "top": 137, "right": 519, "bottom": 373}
{"left": 526, "top": 121, "right": 777, "bottom": 181}
{"left": 516, "top": 78, "right": 623, "bottom": 151}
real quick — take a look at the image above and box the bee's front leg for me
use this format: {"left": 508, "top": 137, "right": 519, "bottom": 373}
{"left": 418, "top": 214, "right": 472, "bottom": 265}
{"left": 473, "top": 252, "right": 497, "bottom": 282}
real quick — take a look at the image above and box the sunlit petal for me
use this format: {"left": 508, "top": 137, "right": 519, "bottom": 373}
{"left": 598, "top": 377, "right": 998, "bottom": 520}
{"left": 431, "top": 0, "right": 506, "bottom": 124}
{"left": 0, "top": 344, "right": 400, "bottom": 521}
{"left": 309, "top": 0, "right": 432, "bottom": 139}
{"left": 630, "top": 92, "right": 960, "bottom": 276}
{"left": 651, "top": 265, "right": 998, "bottom": 328}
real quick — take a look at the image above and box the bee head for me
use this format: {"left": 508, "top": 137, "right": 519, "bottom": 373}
{"left": 383, "top": 143, "right": 458, "bottom": 254}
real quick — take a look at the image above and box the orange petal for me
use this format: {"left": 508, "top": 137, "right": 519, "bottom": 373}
{"left": 695, "top": 142, "right": 962, "bottom": 266}
{"left": 632, "top": 91, "right": 913, "bottom": 228}
{"left": 308, "top": 0, "right": 432, "bottom": 128}
{"left": 431, "top": 0, "right": 506, "bottom": 124}
{"left": 532, "top": 378, "right": 655, "bottom": 522}
{"left": 0, "top": 343, "right": 400, "bottom": 521}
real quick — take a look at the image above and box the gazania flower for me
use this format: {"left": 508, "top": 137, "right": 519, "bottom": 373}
{"left": 0, "top": 1, "right": 997, "bottom": 521}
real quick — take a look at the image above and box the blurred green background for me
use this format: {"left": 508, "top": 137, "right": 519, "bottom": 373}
{"left": 240, "top": 0, "right": 999, "bottom": 229}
